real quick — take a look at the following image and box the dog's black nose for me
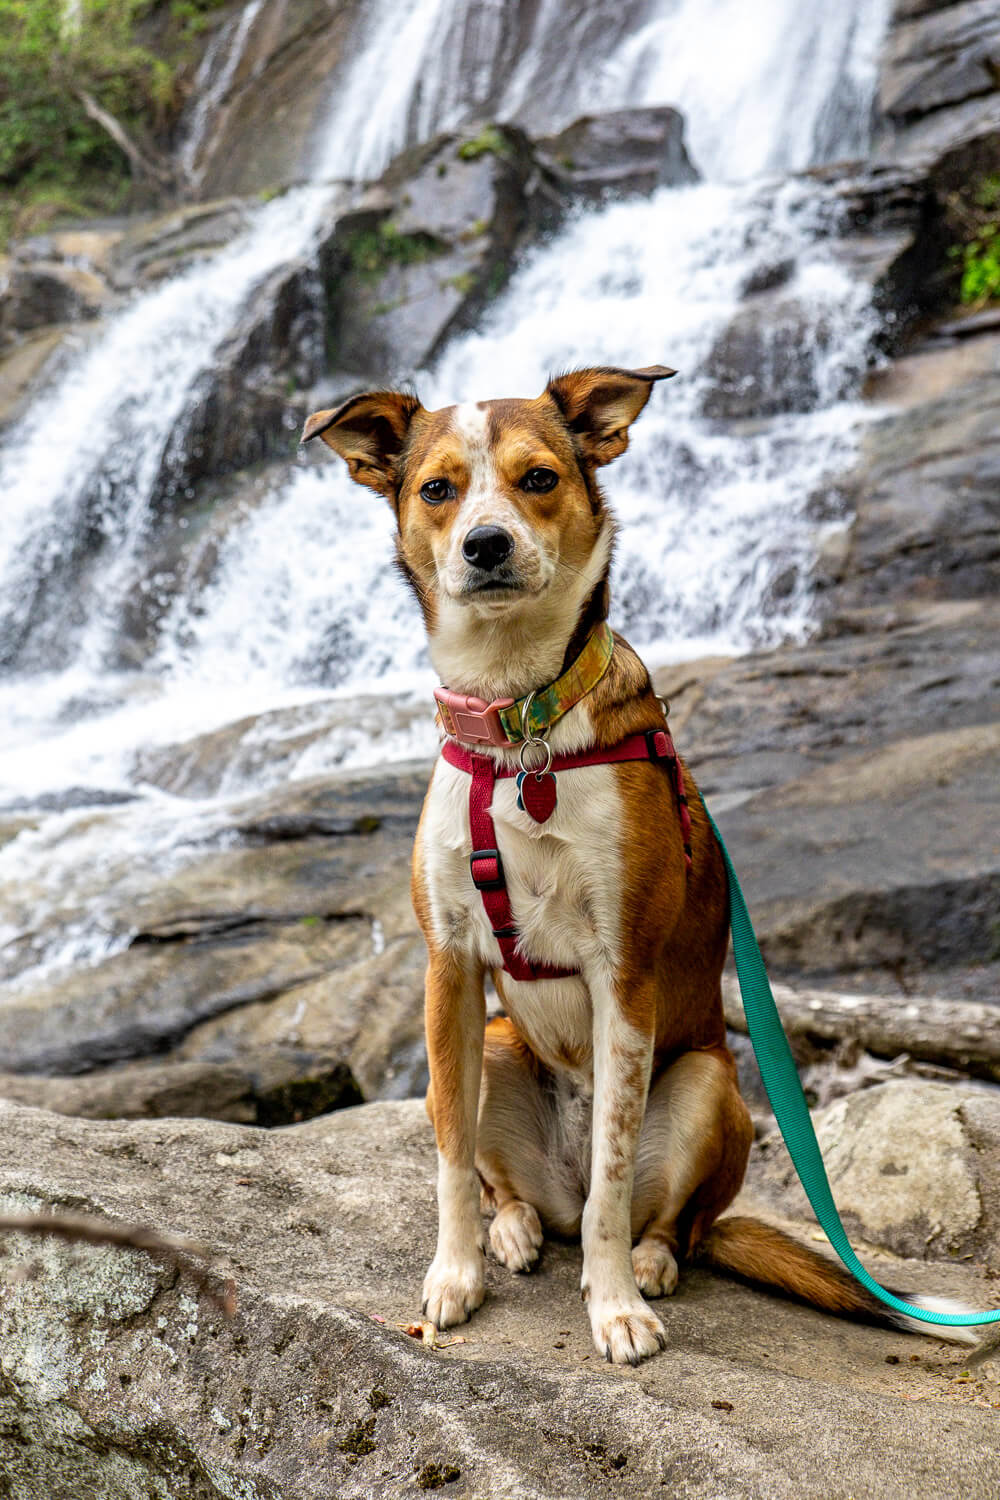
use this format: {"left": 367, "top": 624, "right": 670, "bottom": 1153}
{"left": 462, "top": 525, "right": 514, "bottom": 571}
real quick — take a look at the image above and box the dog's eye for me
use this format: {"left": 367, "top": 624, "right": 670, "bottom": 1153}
{"left": 420, "top": 478, "right": 455, "bottom": 504}
{"left": 520, "top": 467, "right": 558, "bottom": 494}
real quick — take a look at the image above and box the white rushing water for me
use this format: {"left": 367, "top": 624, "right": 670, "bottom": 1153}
{"left": 0, "top": 0, "right": 890, "bottom": 984}
{"left": 159, "top": 177, "right": 873, "bottom": 720}
{"left": 179, "top": 0, "right": 267, "bottom": 186}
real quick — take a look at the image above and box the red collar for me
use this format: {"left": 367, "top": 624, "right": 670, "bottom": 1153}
{"left": 440, "top": 728, "right": 693, "bottom": 984}
{"left": 441, "top": 728, "right": 675, "bottom": 777}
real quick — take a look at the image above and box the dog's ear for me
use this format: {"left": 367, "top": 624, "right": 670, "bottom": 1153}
{"left": 302, "top": 390, "right": 422, "bottom": 497}
{"left": 544, "top": 365, "right": 675, "bottom": 467}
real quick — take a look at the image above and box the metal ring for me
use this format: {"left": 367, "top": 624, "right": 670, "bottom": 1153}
{"left": 518, "top": 737, "right": 553, "bottom": 776}
{"left": 520, "top": 689, "right": 551, "bottom": 741}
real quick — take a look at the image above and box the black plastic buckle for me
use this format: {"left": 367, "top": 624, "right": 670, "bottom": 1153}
{"left": 470, "top": 847, "right": 505, "bottom": 891}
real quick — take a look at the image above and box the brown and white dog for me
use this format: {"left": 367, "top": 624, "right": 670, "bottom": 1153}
{"left": 303, "top": 366, "right": 974, "bottom": 1364}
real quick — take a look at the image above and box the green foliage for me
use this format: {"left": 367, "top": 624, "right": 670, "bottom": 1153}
{"left": 955, "top": 230, "right": 1000, "bottom": 305}
{"left": 168, "top": 0, "right": 228, "bottom": 34}
{"left": 1, "top": 2, "right": 163, "bottom": 176}
{"left": 0, "top": 0, "right": 222, "bottom": 244}
{"left": 456, "top": 126, "right": 509, "bottom": 162}
{"left": 346, "top": 220, "right": 444, "bottom": 280}
{"left": 485, "top": 258, "right": 509, "bottom": 298}
{"left": 458, "top": 216, "right": 488, "bottom": 242}
{"left": 973, "top": 175, "right": 1000, "bottom": 212}
{"left": 946, "top": 173, "right": 1000, "bottom": 308}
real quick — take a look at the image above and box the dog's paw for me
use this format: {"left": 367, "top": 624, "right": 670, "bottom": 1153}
{"left": 588, "top": 1296, "right": 667, "bottom": 1365}
{"left": 631, "top": 1239, "right": 679, "bottom": 1299}
{"left": 422, "top": 1252, "right": 485, "bottom": 1329}
{"left": 489, "top": 1200, "right": 543, "bottom": 1272}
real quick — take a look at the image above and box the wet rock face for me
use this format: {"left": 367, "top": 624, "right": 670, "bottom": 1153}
{"left": 317, "top": 108, "right": 698, "bottom": 386}
{"left": 0, "top": 261, "right": 108, "bottom": 344}
{"left": 151, "top": 256, "right": 324, "bottom": 503}
{"left": 877, "top": 0, "right": 1000, "bottom": 163}
{"left": 189, "top": 0, "right": 663, "bottom": 200}
{"left": 188, "top": 0, "right": 365, "bottom": 199}
{"left": 0, "top": 764, "right": 429, "bottom": 1100}
{"left": 0, "top": 327, "right": 69, "bottom": 430}
{"left": 534, "top": 107, "right": 699, "bottom": 201}
{"left": 107, "top": 200, "right": 252, "bottom": 290}
{"left": 319, "top": 125, "right": 560, "bottom": 382}
{"left": 702, "top": 292, "right": 836, "bottom": 420}
{"left": 1, "top": 1099, "right": 999, "bottom": 1500}
{"left": 840, "top": 334, "right": 1000, "bottom": 606}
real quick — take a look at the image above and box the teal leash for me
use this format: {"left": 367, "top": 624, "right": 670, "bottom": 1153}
{"left": 701, "top": 799, "right": 1000, "bottom": 1330}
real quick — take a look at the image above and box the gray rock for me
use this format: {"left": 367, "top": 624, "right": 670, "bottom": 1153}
{"left": 535, "top": 107, "right": 699, "bottom": 201}
{"left": 875, "top": 0, "right": 1000, "bottom": 163}
{"left": 0, "top": 261, "right": 108, "bottom": 344}
{"left": 0, "top": 766, "right": 428, "bottom": 1098}
{"left": 193, "top": 0, "right": 363, "bottom": 198}
{"left": 14, "top": 227, "right": 123, "bottom": 278}
{"left": 0, "top": 911, "right": 374, "bottom": 1074}
{"left": 739, "top": 257, "right": 796, "bottom": 297}
{"left": 702, "top": 720, "right": 1000, "bottom": 977}
{"left": 1, "top": 1098, "right": 998, "bottom": 1499}
{"left": 748, "top": 1079, "right": 1000, "bottom": 1261}
{"left": 656, "top": 594, "right": 1000, "bottom": 797}
{"left": 0, "top": 326, "right": 71, "bottom": 429}
{"left": 838, "top": 333, "right": 1000, "bottom": 606}
{"left": 701, "top": 291, "right": 838, "bottom": 420}
{"left": 150, "top": 254, "right": 322, "bottom": 500}
{"left": 880, "top": 0, "right": 1000, "bottom": 117}
{"left": 129, "top": 693, "right": 431, "bottom": 799}
{"left": 172, "top": 935, "right": 430, "bottom": 1103}
{"left": 652, "top": 567, "right": 1000, "bottom": 985}
{"left": 319, "top": 107, "right": 700, "bottom": 387}
{"left": 107, "top": 200, "right": 251, "bottom": 292}
{"left": 320, "top": 125, "right": 561, "bottom": 383}
{"left": 0, "top": 1052, "right": 362, "bottom": 1127}
{"left": 817, "top": 161, "right": 951, "bottom": 338}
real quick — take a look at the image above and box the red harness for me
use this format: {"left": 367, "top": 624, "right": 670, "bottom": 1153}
{"left": 441, "top": 728, "right": 693, "bottom": 983}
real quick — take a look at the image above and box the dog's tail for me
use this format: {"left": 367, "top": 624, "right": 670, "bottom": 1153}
{"left": 694, "top": 1215, "right": 982, "bottom": 1345}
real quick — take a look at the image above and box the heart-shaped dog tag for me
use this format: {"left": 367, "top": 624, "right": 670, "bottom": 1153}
{"left": 516, "top": 770, "right": 557, "bottom": 823}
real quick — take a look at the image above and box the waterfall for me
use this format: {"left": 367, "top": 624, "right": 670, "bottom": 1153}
{"left": 0, "top": 0, "right": 892, "bottom": 972}
{"left": 158, "top": 177, "right": 875, "bottom": 744}
{"left": 501, "top": 0, "right": 888, "bottom": 178}
{"left": 311, "top": 0, "right": 512, "bottom": 184}
{"left": 149, "top": 0, "right": 889, "bottom": 789}
{"left": 179, "top": 0, "right": 267, "bottom": 187}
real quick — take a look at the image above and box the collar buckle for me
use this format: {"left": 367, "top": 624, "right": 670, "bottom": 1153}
{"left": 434, "top": 687, "right": 515, "bottom": 746}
